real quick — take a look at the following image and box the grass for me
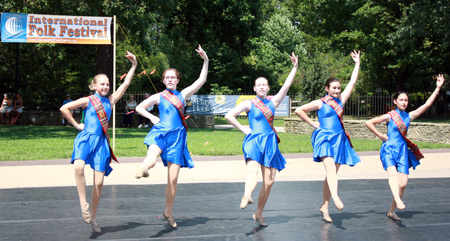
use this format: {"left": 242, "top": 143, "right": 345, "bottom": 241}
{"left": 0, "top": 125, "right": 449, "bottom": 161}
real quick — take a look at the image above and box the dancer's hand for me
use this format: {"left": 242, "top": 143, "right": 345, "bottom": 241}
{"left": 436, "top": 74, "right": 445, "bottom": 89}
{"left": 290, "top": 52, "right": 298, "bottom": 68}
{"left": 150, "top": 116, "right": 160, "bottom": 125}
{"left": 126, "top": 51, "right": 137, "bottom": 66}
{"left": 380, "top": 134, "right": 388, "bottom": 142}
{"left": 195, "top": 45, "right": 208, "bottom": 61}
{"left": 243, "top": 127, "right": 251, "bottom": 135}
{"left": 350, "top": 50, "right": 360, "bottom": 64}
{"left": 312, "top": 122, "right": 320, "bottom": 129}
{"left": 75, "top": 123, "right": 84, "bottom": 131}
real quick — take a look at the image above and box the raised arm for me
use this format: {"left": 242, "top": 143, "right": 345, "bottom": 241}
{"left": 109, "top": 51, "right": 138, "bottom": 105}
{"left": 340, "top": 50, "right": 360, "bottom": 105}
{"left": 225, "top": 101, "right": 252, "bottom": 135}
{"left": 409, "top": 74, "right": 445, "bottom": 120}
{"left": 365, "top": 114, "right": 391, "bottom": 142}
{"left": 294, "top": 100, "right": 322, "bottom": 129}
{"left": 60, "top": 97, "right": 89, "bottom": 131}
{"left": 136, "top": 93, "right": 161, "bottom": 125}
{"left": 272, "top": 52, "right": 299, "bottom": 108}
{"left": 181, "top": 45, "right": 209, "bottom": 99}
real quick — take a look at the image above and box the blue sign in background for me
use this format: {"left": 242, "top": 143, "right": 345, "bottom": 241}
{"left": 186, "top": 95, "right": 290, "bottom": 116}
{"left": 1, "top": 13, "right": 28, "bottom": 43}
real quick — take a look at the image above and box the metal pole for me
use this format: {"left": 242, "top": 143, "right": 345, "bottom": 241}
{"left": 112, "top": 15, "right": 116, "bottom": 150}
{"left": 15, "top": 43, "right": 19, "bottom": 93}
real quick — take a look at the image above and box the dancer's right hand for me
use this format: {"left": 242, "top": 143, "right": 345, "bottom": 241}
{"left": 75, "top": 123, "right": 84, "bottom": 131}
{"left": 380, "top": 134, "right": 388, "bottom": 142}
{"left": 150, "top": 116, "right": 160, "bottom": 125}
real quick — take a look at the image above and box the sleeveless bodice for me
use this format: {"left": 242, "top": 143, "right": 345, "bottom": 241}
{"left": 158, "top": 89, "right": 184, "bottom": 129}
{"left": 317, "top": 97, "right": 343, "bottom": 131}
{"left": 248, "top": 97, "right": 275, "bottom": 134}
{"left": 386, "top": 109, "right": 410, "bottom": 144}
{"left": 84, "top": 93, "right": 111, "bottom": 135}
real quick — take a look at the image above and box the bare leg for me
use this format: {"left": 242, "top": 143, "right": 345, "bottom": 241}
{"left": 5, "top": 112, "right": 10, "bottom": 124}
{"left": 241, "top": 160, "right": 259, "bottom": 209}
{"left": 163, "top": 162, "right": 181, "bottom": 228}
{"left": 253, "top": 166, "right": 276, "bottom": 227}
{"left": 10, "top": 113, "right": 19, "bottom": 125}
{"left": 135, "top": 145, "right": 162, "bottom": 178}
{"left": 321, "top": 157, "right": 343, "bottom": 210}
{"left": 386, "top": 166, "right": 406, "bottom": 210}
{"left": 320, "top": 157, "right": 342, "bottom": 223}
{"left": 90, "top": 170, "right": 105, "bottom": 220}
{"left": 389, "top": 173, "right": 409, "bottom": 213}
{"left": 73, "top": 159, "right": 91, "bottom": 223}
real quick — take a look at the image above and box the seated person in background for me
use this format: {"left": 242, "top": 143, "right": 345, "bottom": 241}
{"left": 0, "top": 94, "right": 13, "bottom": 124}
{"left": 61, "top": 94, "right": 73, "bottom": 126}
{"left": 9, "top": 93, "right": 23, "bottom": 125}
{"left": 122, "top": 95, "right": 137, "bottom": 127}
{"left": 138, "top": 92, "right": 153, "bottom": 128}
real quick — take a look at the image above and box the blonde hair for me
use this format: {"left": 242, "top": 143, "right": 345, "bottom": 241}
{"left": 89, "top": 74, "right": 109, "bottom": 90}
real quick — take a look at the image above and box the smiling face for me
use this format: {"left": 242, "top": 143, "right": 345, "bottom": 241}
{"left": 162, "top": 69, "right": 179, "bottom": 90}
{"left": 394, "top": 93, "right": 409, "bottom": 111}
{"left": 325, "top": 80, "right": 341, "bottom": 98}
{"left": 253, "top": 77, "right": 270, "bottom": 98}
{"left": 93, "top": 74, "right": 110, "bottom": 97}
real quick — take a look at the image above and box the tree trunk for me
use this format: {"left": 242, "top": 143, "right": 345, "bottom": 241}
{"left": 395, "top": 66, "right": 411, "bottom": 91}
{"left": 96, "top": 45, "right": 113, "bottom": 83}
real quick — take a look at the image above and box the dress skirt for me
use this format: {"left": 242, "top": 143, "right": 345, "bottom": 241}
{"left": 311, "top": 128, "right": 361, "bottom": 166}
{"left": 243, "top": 132, "right": 286, "bottom": 171}
{"left": 144, "top": 123, "right": 194, "bottom": 168}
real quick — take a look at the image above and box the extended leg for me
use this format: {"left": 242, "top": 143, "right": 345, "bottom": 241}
{"left": 240, "top": 160, "right": 259, "bottom": 209}
{"left": 135, "top": 145, "right": 162, "bottom": 178}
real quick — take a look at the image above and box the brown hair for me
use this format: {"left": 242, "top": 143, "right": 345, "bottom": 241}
{"left": 325, "top": 78, "right": 340, "bottom": 88}
{"left": 89, "top": 74, "right": 109, "bottom": 90}
{"left": 162, "top": 68, "right": 180, "bottom": 81}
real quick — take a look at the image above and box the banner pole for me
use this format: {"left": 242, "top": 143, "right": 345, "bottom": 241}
{"left": 112, "top": 15, "right": 117, "bottom": 150}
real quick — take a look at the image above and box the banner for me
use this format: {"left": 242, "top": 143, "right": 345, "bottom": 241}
{"left": 186, "top": 95, "right": 290, "bottom": 116}
{"left": 1, "top": 12, "right": 112, "bottom": 45}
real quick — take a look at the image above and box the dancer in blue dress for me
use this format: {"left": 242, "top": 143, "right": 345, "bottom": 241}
{"left": 60, "top": 51, "right": 137, "bottom": 232}
{"left": 365, "top": 74, "right": 445, "bottom": 221}
{"left": 135, "top": 45, "right": 208, "bottom": 228}
{"left": 295, "top": 50, "right": 361, "bottom": 223}
{"left": 225, "top": 52, "right": 298, "bottom": 227}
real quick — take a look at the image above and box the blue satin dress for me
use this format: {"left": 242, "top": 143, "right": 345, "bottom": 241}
{"left": 71, "top": 93, "right": 113, "bottom": 176}
{"left": 243, "top": 98, "right": 286, "bottom": 171}
{"left": 144, "top": 89, "right": 193, "bottom": 168}
{"left": 311, "top": 97, "right": 361, "bottom": 166}
{"left": 380, "top": 109, "right": 419, "bottom": 174}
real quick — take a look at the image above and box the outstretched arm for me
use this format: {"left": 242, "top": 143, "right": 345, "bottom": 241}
{"left": 340, "top": 50, "right": 360, "bottom": 105}
{"left": 225, "top": 101, "right": 252, "bottom": 135}
{"left": 272, "top": 52, "right": 299, "bottom": 108}
{"left": 365, "top": 114, "right": 390, "bottom": 142}
{"left": 182, "top": 45, "right": 209, "bottom": 99}
{"left": 294, "top": 100, "right": 322, "bottom": 129}
{"left": 410, "top": 74, "right": 445, "bottom": 120}
{"left": 60, "top": 97, "right": 89, "bottom": 131}
{"left": 110, "top": 51, "right": 138, "bottom": 105}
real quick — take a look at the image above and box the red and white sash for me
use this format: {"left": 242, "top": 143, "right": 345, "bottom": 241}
{"left": 388, "top": 110, "right": 424, "bottom": 160}
{"left": 88, "top": 95, "right": 118, "bottom": 163}
{"left": 251, "top": 97, "right": 280, "bottom": 143}
{"left": 321, "top": 95, "right": 353, "bottom": 147}
{"left": 160, "top": 89, "right": 189, "bottom": 130}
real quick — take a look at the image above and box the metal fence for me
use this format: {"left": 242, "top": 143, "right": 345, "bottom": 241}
{"left": 115, "top": 91, "right": 449, "bottom": 119}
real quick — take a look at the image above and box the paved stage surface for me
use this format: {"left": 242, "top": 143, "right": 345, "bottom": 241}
{"left": 0, "top": 149, "right": 449, "bottom": 240}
